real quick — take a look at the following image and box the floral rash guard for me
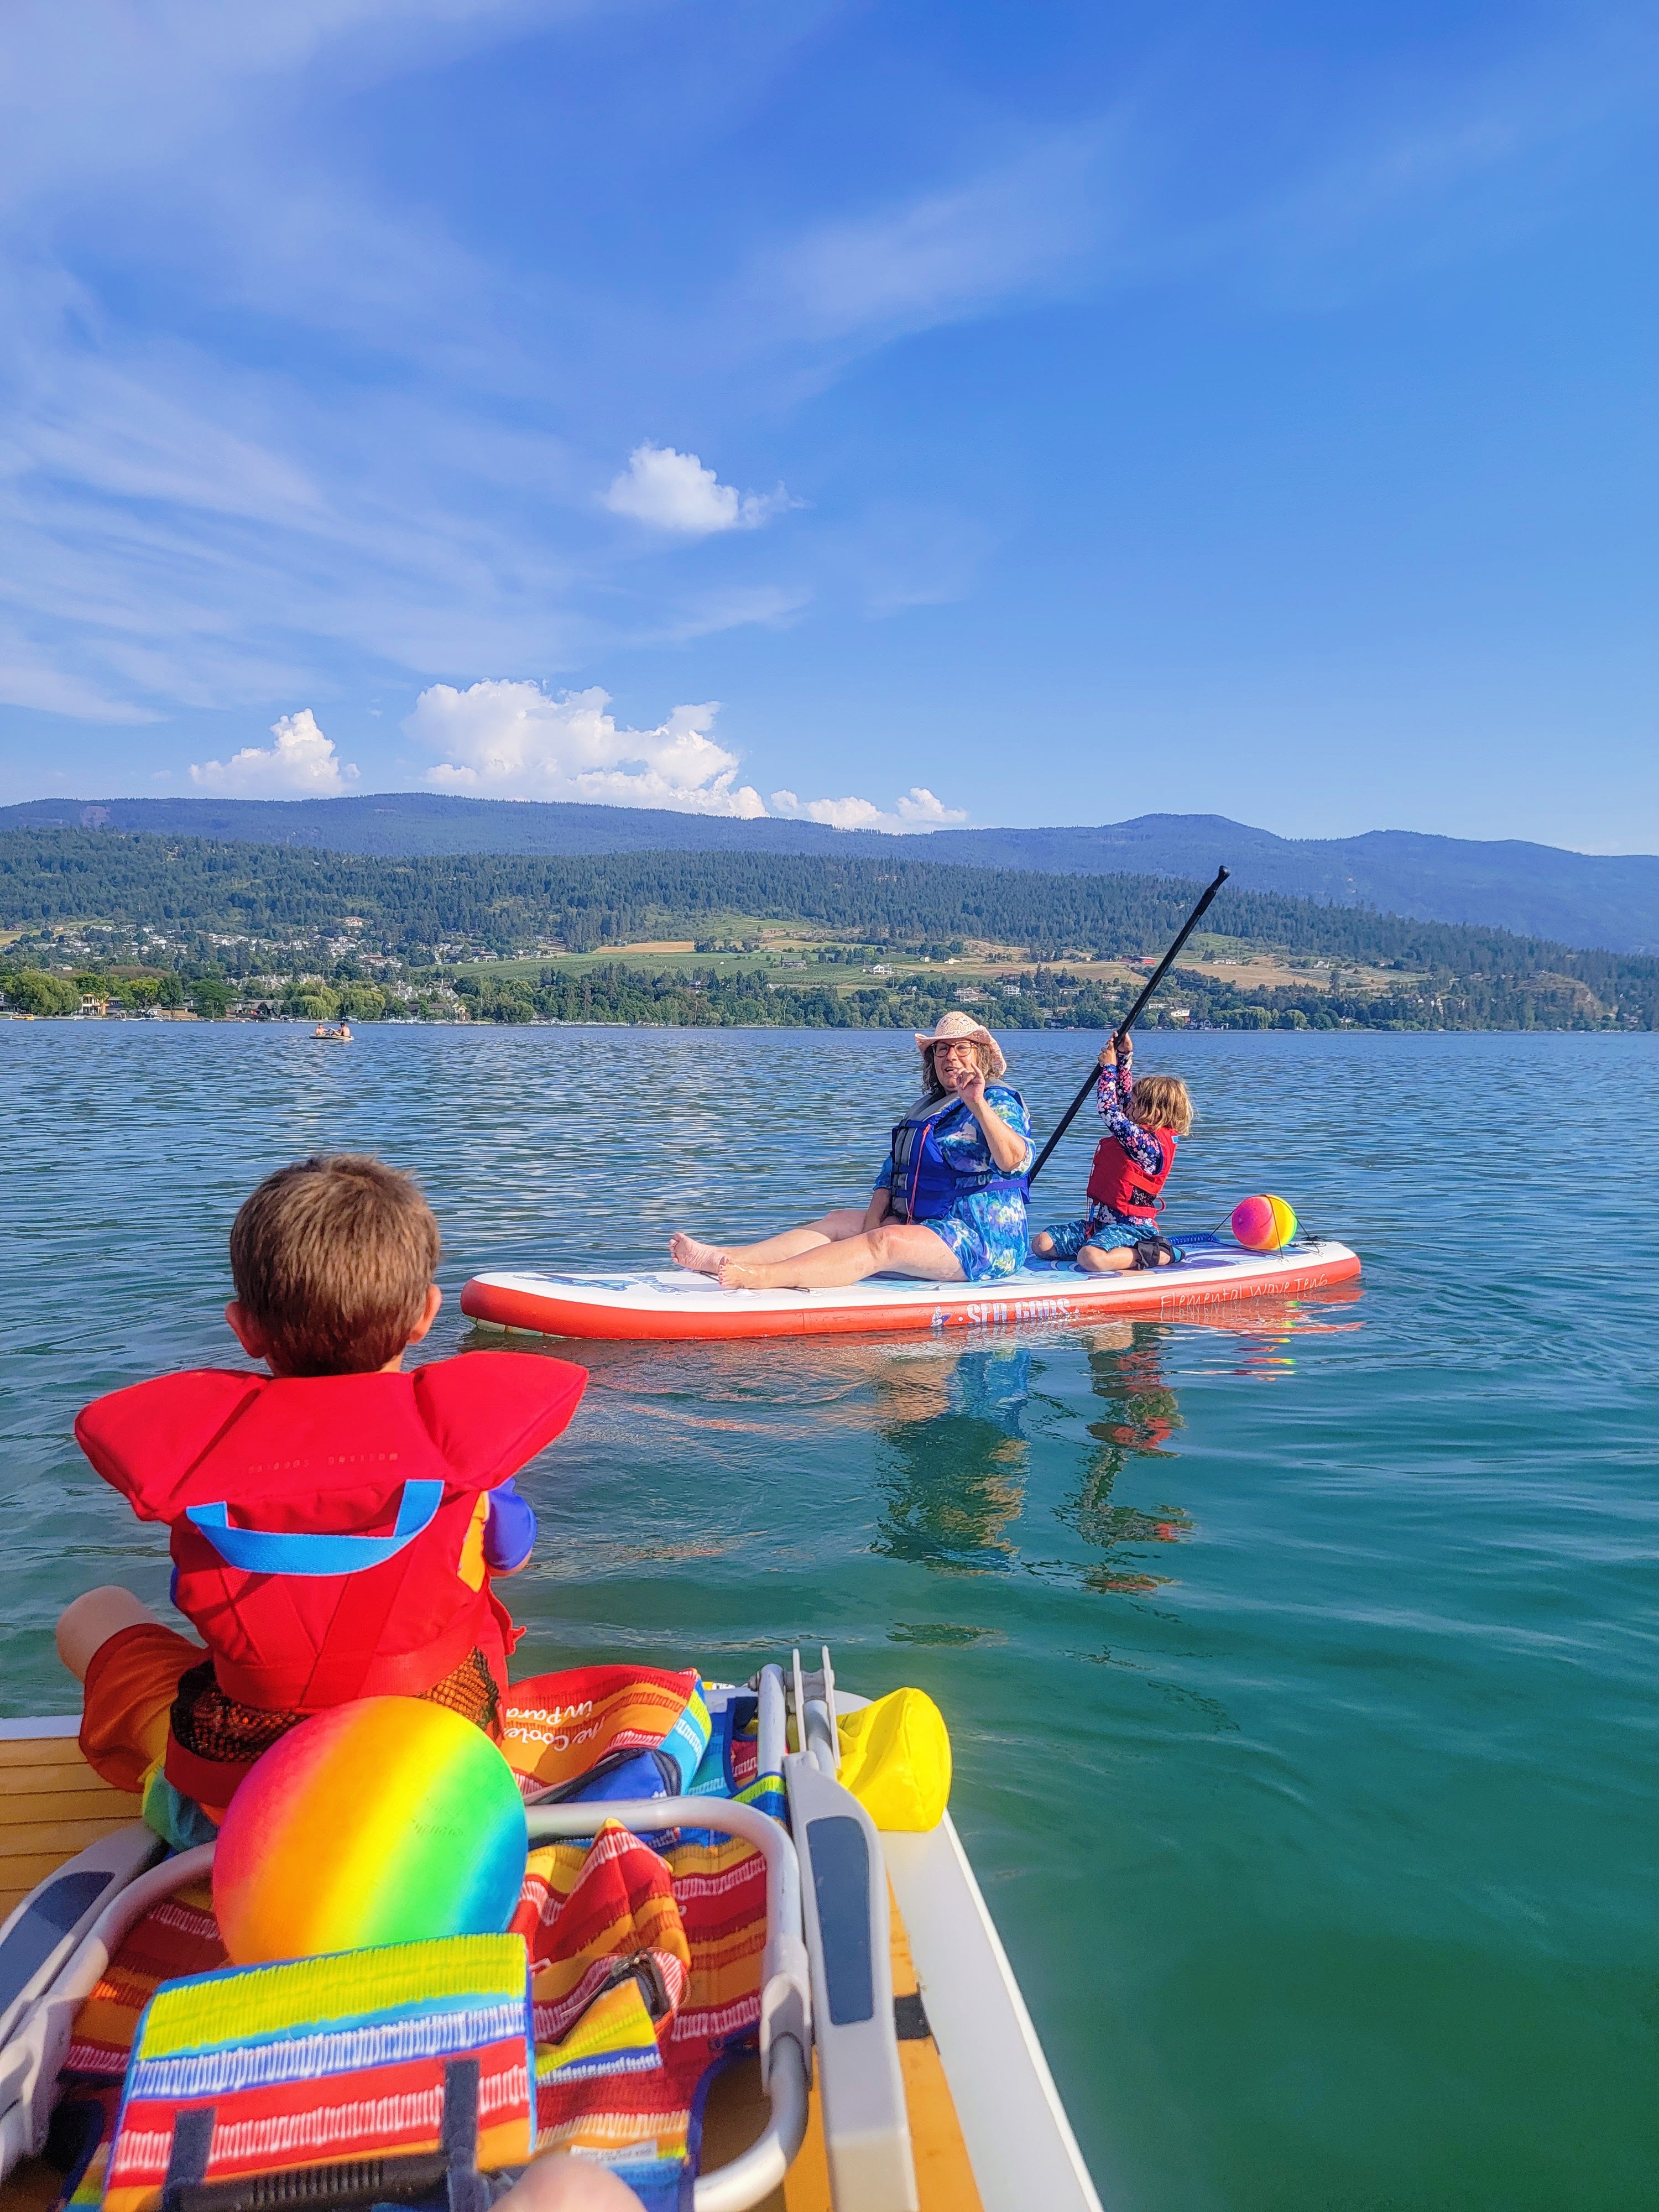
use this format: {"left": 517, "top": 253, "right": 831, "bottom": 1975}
{"left": 873, "top": 1082, "right": 1035, "bottom": 1281}
{"left": 1093, "top": 1058, "right": 1167, "bottom": 1181}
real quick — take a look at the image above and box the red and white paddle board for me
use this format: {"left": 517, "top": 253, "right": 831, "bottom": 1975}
{"left": 461, "top": 1235, "right": 1361, "bottom": 1343}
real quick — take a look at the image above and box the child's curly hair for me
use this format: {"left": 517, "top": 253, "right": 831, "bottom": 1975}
{"left": 1128, "top": 1073, "right": 1193, "bottom": 1136}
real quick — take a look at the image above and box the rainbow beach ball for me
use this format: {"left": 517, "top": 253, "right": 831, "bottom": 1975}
{"left": 213, "top": 1696, "right": 528, "bottom": 1966}
{"left": 1230, "top": 1193, "right": 1298, "bottom": 1252}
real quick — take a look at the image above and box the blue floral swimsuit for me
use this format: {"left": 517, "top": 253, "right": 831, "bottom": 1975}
{"left": 1040, "top": 1060, "right": 1183, "bottom": 1264}
{"left": 873, "top": 1084, "right": 1034, "bottom": 1281}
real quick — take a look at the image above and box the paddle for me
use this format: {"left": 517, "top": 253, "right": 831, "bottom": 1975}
{"left": 1026, "top": 865, "right": 1230, "bottom": 1186}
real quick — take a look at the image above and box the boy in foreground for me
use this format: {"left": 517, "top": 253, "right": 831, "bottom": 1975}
{"left": 58, "top": 1154, "right": 587, "bottom": 1845}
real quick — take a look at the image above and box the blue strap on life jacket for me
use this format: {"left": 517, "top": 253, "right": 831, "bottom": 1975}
{"left": 890, "top": 1093, "right": 1029, "bottom": 1223}
{"left": 184, "top": 1479, "right": 446, "bottom": 1578}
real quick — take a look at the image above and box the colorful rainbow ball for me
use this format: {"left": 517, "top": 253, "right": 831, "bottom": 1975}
{"left": 212, "top": 1696, "right": 528, "bottom": 1966}
{"left": 1230, "top": 1194, "right": 1298, "bottom": 1251}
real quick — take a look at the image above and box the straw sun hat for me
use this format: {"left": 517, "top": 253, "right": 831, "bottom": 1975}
{"left": 914, "top": 1009, "right": 1008, "bottom": 1079}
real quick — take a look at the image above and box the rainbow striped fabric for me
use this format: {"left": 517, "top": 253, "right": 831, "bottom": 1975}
{"left": 64, "top": 1876, "right": 226, "bottom": 2080}
{"left": 102, "top": 1936, "right": 534, "bottom": 2212}
{"left": 501, "top": 1666, "right": 712, "bottom": 1801}
{"left": 51, "top": 1672, "right": 779, "bottom": 2212}
{"left": 522, "top": 1825, "right": 769, "bottom": 2210}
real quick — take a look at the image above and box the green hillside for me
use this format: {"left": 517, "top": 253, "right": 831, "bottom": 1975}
{"left": 1, "top": 827, "right": 1653, "bottom": 1030}
{"left": 5, "top": 794, "right": 1655, "bottom": 952}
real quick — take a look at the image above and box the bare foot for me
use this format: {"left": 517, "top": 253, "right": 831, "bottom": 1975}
{"left": 669, "top": 1232, "right": 727, "bottom": 1276}
{"left": 716, "top": 1258, "right": 765, "bottom": 1291}
{"left": 1076, "top": 1245, "right": 1133, "bottom": 1274}
{"left": 494, "top": 2154, "right": 644, "bottom": 2211}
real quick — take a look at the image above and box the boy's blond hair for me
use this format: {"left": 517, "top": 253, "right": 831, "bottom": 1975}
{"left": 1128, "top": 1073, "right": 1193, "bottom": 1137}
{"left": 229, "top": 1155, "right": 440, "bottom": 1376}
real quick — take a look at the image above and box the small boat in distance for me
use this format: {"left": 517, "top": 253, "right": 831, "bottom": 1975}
{"left": 310, "top": 1021, "right": 352, "bottom": 1042}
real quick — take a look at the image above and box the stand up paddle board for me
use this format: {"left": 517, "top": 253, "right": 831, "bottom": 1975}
{"left": 462, "top": 1233, "right": 1361, "bottom": 1342}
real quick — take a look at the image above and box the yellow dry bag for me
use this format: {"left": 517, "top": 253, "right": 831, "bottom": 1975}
{"left": 836, "top": 1686, "right": 952, "bottom": 1831}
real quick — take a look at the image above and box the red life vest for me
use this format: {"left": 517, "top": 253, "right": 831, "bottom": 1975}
{"left": 1086, "top": 1125, "right": 1176, "bottom": 1218}
{"left": 75, "top": 1353, "right": 587, "bottom": 1789}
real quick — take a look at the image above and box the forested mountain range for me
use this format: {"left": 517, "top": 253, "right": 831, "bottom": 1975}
{"left": 2, "top": 794, "right": 1653, "bottom": 953}
{"left": 2, "top": 827, "right": 1655, "bottom": 1030}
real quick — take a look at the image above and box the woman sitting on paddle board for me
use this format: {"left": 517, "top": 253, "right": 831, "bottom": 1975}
{"left": 669, "top": 1011, "right": 1034, "bottom": 1292}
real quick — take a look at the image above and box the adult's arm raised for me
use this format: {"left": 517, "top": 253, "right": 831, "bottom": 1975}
{"left": 956, "top": 1068, "right": 1032, "bottom": 1174}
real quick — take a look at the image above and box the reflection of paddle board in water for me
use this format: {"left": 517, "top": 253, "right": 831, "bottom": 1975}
{"left": 462, "top": 1233, "right": 1362, "bottom": 1342}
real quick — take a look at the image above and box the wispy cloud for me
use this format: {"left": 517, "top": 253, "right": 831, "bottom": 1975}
{"left": 0, "top": 628, "right": 158, "bottom": 721}
{"left": 0, "top": 273, "right": 798, "bottom": 716}
{"left": 765, "top": 133, "right": 1106, "bottom": 346}
{"left": 0, "top": 3, "right": 557, "bottom": 216}
{"left": 0, "top": 0, "right": 1651, "bottom": 785}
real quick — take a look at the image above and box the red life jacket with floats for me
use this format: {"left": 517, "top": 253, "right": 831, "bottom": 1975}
{"left": 75, "top": 1352, "right": 587, "bottom": 1761}
{"left": 1086, "top": 1125, "right": 1176, "bottom": 1218}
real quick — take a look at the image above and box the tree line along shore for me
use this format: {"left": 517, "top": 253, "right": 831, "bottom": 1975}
{"left": 1, "top": 826, "right": 1654, "bottom": 1031}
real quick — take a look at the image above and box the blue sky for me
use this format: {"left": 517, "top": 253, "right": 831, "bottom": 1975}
{"left": 0, "top": 0, "right": 1655, "bottom": 848}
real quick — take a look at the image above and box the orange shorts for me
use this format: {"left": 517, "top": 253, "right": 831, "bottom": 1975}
{"left": 79, "top": 1621, "right": 206, "bottom": 1798}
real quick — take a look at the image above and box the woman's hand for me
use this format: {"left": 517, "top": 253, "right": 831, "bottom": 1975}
{"left": 951, "top": 1061, "right": 1028, "bottom": 1173}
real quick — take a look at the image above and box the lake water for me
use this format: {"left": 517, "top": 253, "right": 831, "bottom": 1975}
{"left": 2, "top": 1022, "right": 1655, "bottom": 2211}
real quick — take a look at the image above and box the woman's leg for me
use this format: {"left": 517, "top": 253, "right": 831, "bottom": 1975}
{"left": 718, "top": 1221, "right": 964, "bottom": 1292}
{"left": 670, "top": 1209, "right": 869, "bottom": 1276}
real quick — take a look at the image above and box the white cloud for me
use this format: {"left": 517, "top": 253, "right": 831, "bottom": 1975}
{"left": 190, "top": 708, "right": 359, "bottom": 795}
{"left": 770, "top": 785, "right": 967, "bottom": 834}
{"left": 405, "top": 680, "right": 767, "bottom": 815}
{"left": 404, "top": 677, "right": 966, "bottom": 828}
{"left": 603, "top": 443, "right": 792, "bottom": 535}
{"left": 895, "top": 786, "right": 968, "bottom": 826}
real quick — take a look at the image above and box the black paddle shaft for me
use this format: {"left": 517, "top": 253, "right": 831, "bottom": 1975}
{"left": 1026, "top": 865, "right": 1230, "bottom": 1186}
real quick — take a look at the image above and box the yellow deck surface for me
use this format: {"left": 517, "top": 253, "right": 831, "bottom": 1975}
{"left": 697, "top": 1875, "right": 983, "bottom": 2211}
{"left": 0, "top": 1730, "right": 978, "bottom": 2209}
{"left": 0, "top": 1729, "right": 143, "bottom": 1926}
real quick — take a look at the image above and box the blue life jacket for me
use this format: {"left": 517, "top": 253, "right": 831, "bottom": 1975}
{"left": 888, "top": 1088, "right": 1030, "bottom": 1223}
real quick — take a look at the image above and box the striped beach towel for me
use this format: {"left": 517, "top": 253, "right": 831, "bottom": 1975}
{"left": 50, "top": 1672, "right": 773, "bottom": 2212}
{"left": 524, "top": 1824, "right": 769, "bottom": 2212}
{"left": 502, "top": 1668, "right": 712, "bottom": 1803}
{"left": 101, "top": 1936, "right": 534, "bottom": 2212}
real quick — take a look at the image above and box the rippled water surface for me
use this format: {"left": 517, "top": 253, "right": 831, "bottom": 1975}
{"left": 3, "top": 1024, "right": 1656, "bottom": 2210}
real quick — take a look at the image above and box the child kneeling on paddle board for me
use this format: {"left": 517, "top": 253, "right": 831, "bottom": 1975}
{"left": 1032, "top": 1031, "right": 1193, "bottom": 1273}
{"left": 56, "top": 1154, "right": 587, "bottom": 1847}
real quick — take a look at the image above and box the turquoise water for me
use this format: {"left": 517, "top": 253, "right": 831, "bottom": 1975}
{"left": 3, "top": 1023, "right": 1655, "bottom": 2209}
